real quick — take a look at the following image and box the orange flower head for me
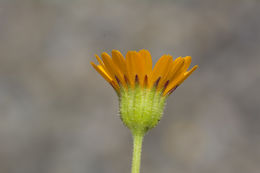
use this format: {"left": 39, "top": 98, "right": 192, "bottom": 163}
{"left": 91, "top": 49, "right": 198, "bottom": 173}
{"left": 91, "top": 49, "right": 198, "bottom": 96}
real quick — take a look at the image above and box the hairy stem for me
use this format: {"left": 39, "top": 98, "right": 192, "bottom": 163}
{"left": 131, "top": 132, "right": 144, "bottom": 173}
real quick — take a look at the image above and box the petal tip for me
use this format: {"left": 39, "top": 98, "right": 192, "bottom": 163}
{"left": 112, "top": 49, "right": 120, "bottom": 53}
{"left": 193, "top": 65, "right": 199, "bottom": 70}
{"left": 90, "top": 62, "right": 96, "bottom": 67}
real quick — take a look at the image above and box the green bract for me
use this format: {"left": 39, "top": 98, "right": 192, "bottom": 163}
{"left": 120, "top": 86, "right": 166, "bottom": 135}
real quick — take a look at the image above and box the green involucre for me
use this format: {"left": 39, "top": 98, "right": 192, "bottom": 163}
{"left": 119, "top": 86, "right": 166, "bottom": 135}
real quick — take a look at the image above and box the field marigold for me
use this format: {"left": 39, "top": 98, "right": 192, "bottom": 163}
{"left": 91, "top": 49, "right": 197, "bottom": 133}
{"left": 91, "top": 49, "right": 198, "bottom": 173}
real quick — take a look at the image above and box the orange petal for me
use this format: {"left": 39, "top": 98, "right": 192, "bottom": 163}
{"left": 125, "top": 51, "right": 135, "bottom": 87}
{"left": 150, "top": 55, "right": 172, "bottom": 88}
{"left": 91, "top": 62, "right": 112, "bottom": 83}
{"left": 157, "top": 58, "right": 174, "bottom": 90}
{"left": 163, "top": 65, "right": 198, "bottom": 95}
{"left": 167, "top": 57, "right": 185, "bottom": 82}
{"left": 95, "top": 54, "right": 105, "bottom": 66}
{"left": 102, "top": 52, "right": 126, "bottom": 87}
{"left": 182, "top": 56, "right": 192, "bottom": 72}
{"left": 111, "top": 50, "right": 126, "bottom": 74}
{"left": 95, "top": 54, "right": 111, "bottom": 74}
{"left": 171, "top": 56, "right": 192, "bottom": 79}
{"left": 125, "top": 51, "right": 145, "bottom": 87}
{"left": 167, "top": 56, "right": 193, "bottom": 86}
{"left": 91, "top": 62, "right": 120, "bottom": 92}
{"left": 177, "top": 65, "right": 198, "bottom": 85}
{"left": 139, "top": 49, "right": 152, "bottom": 75}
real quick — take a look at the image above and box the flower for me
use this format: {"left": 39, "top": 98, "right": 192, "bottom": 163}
{"left": 91, "top": 50, "right": 197, "bottom": 96}
{"left": 91, "top": 50, "right": 198, "bottom": 134}
{"left": 91, "top": 49, "right": 198, "bottom": 173}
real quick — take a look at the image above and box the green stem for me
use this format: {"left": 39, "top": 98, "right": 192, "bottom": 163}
{"left": 131, "top": 132, "right": 144, "bottom": 173}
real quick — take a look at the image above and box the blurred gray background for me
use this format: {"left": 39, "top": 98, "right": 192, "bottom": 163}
{"left": 0, "top": 0, "right": 259, "bottom": 173}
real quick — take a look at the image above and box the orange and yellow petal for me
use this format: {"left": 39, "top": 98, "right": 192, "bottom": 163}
{"left": 138, "top": 49, "right": 153, "bottom": 76}
{"left": 111, "top": 50, "right": 126, "bottom": 74}
{"left": 91, "top": 63, "right": 112, "bottom": 82}
{"left": 163, "top": 65, "right": 198, "bottom": 95}
{"left": 149, "top": 55, "right": 172, "bottom": 88}
{"left": 101, "top": 52, "right": 126, "bottom": 86}
{"left": 178, "top": 65, "right": 198, "bottom": 85}
{"left": 91, "top": 62, "right": 120, "bottom": 92}
{"left": 166, "top": 57, "right": 185, "bottom": 81}
{"left": 125, "top": 51, "right": 146, "bottom": 87}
